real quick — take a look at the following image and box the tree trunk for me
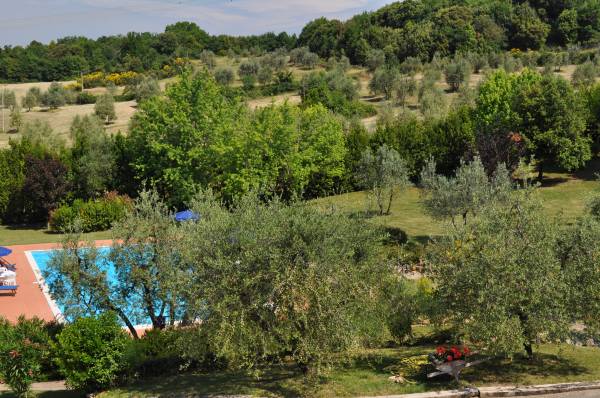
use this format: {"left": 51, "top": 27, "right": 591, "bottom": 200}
{"left": 537, "top": 163, "right": 544, "bottom": 182}
{"left": 113, "top": 305, "right": 139, "bottom": 339}
{"left": 524, "top": 341, "right": 533, "bottom": 360}
{"left": 386, "top": 190, "right": 394, "bottom": 215}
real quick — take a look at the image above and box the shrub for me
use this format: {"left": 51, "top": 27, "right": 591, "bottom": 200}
{"left": 94, "top": 93, "right": 116, "bottom": 124}
{"left": 214, "top": 68, "right": 235, "bottom": 86}
{"left": 123, "top": 328, "right": 219, "bottom": 378}
{"left": 572, "top": 60, "right": 597, "bottom": 87}
{"left": 444, "top": 58, "right": 472, "bottom": 91}
{"left": 49, "top": 192, "right": 131, "bottom": 233}
{"left": 53, "top": 313, "right": 130, "bottom": 393}
{"left": 76, "top": 91, "right": 97, "bottom": 105}
{"left": 0, "top": 317, "right": 57, "bottom": 398}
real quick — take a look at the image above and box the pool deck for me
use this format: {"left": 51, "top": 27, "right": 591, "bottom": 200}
{"left": 0, "top": 240, "right": 112, "bottom": 323}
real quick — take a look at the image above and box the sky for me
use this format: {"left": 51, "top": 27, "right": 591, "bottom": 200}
{"left": 0, "top": 0, "right": 394, "bottom": 46}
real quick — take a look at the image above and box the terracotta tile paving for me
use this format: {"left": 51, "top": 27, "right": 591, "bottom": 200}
{"left": 0, "top": 240, "right": 113, "bottom": 323}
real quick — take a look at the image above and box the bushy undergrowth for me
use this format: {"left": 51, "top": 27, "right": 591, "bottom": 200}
{"left": 49, "top": 193, "right": 132, "bottom": 232}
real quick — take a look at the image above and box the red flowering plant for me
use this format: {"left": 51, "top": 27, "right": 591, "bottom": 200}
{"left": 430, "top": 345, "right": 471, "bottom": 364}
{"left": 0, "top": 338, "right": 42, "bottom": 398}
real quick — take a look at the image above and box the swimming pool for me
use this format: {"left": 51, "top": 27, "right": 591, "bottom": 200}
{"left": 28, "top": 247, "right": 153, "bottom": 326}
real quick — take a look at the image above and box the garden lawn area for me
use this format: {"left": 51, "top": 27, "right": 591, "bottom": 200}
{"left": 313, "top": 163, "right": 600, "bottom": 241}
{"left": 0, "top": 166, "right": 597, "bottom": 247}
{"left": 0, "top": 225, "right": 111, "bottom": 246}
{"left": 0, "top": 344, "right": 592, "bottom": 398}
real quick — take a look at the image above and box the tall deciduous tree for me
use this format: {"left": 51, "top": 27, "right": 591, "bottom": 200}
{"left": 126, "top": 71, "right": 347, "bottom": 206}
{"left": 69, "top": 115, "right": 115, "bottom": 199}
{"left": 475, "top": 70, "right": 591, "bottom": 180}
{"left": 514, "top": 74, "right": 591, "bottom": 180}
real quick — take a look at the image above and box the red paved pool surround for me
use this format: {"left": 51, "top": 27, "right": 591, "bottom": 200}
{"left": 0, "top": 241, "right": 113, "bottom": 323}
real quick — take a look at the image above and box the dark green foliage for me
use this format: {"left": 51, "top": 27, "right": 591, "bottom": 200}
{"left": 214, "top": 67, "right": 235, "bottom": 86}
{"left": 0, "top": 317, "right": 59, "bottom": 397}
{"left": 4, "top": 0, "right": 600, "bottom": 84}
{"left": 40, "top": 83, "right": 66, "bottom": 109}
{"left": 298, "top": 18, "right": 344, "bottom": 58}
{"left": 474, "top": 69, "right": 591, "bottom": 178}
{"left": 75, "top": 91, "right": 97, "bottom": 105}
{"left": 509, "top": 3, "right": 550, "bottom": 50}
{"left": 125, "top": 71, "right": 347, "bottom": 205}
{"left": 53, "top": 313, "right": 130, "bottom": 392}
{"left": 15, "top": 154, "right": 69, "bottom": 223}
{"left": 371, "top": 108, "right": 475, "bottom": 178}
{"left": 49, "top": 193, "right": 131, "bottom": 233}
{"left": 123, "top": 328, "right": 213, "bottom": 378}
{"left": 301, "top": 70, "right": 375, "bottom": 117}
{"left": 0, "top": 22, "right": 296, "bottom": 82}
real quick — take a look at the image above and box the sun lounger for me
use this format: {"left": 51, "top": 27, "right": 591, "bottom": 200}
{"left": 0, "top": 285, "right": 17, "bottom": 294}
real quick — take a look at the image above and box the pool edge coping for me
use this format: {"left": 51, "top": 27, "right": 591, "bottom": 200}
{"left": 25, "top": 249, "right": 64, "bottom": 323}
{"left": 24, "top": 246, "right": 155, "bottom": 332}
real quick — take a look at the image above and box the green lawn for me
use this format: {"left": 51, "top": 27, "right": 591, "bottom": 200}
{"left": 0, "top": 225, "right": 111, "bottom": 246}
{"left": 0, "top": 165, "right": 597, "bottom": 247}
{"left": 96, "top": 344, "right": 600, "bottom": 397}
{"left": 313, "top": 164, "right": 600, "bottom": 242}
{"left": 2, "top": 343, "right": 599, "bottom": 398}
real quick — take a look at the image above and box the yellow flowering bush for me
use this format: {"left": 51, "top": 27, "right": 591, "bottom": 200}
{"left": 82, "top": 71, "right": 105, "bottom": 88}
{"left": 106, "top": 71, "right": 139, "bottom": 86}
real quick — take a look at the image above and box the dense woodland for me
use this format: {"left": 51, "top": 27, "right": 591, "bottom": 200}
{"left": 4, "top": 0, "right": 600, "bottom": 82}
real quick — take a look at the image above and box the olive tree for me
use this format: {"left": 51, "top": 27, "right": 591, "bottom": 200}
{"left": 180, "top": 193, "right": 389, "bottom": 373}
{"left": 444, "top": 58, "right": 472, "bottom": 92}
{"left": 199, "top": 50, "right": 216, "bottom": 70}
{"left": 22, "top": 88, "right": 40, "bottom": 111}
{"left": 395, "top": 75, "right": 416, "bottom": 108}
{"left": 365, "top": 48, "right": 386, "bottom": 72}
{"left": 572, "top": 60, "right": 597, "bottom": 87}
{"left": 420, "top": 157, "right": 513, "bottom": 226}
{"left": 369, "top": 67, "right": 399, "bottom": 100}
{"left": 429, "top": 193, "right": 569, "bottom": 358}
{"left": 356, "top": 145, "right": 411, "bottom": 215}
{"left": 9, "top": 106, "right": 23, "bottom": 132}
{"left": 40, "top": 83, "right": 66, "bottom": 109}
{"left": 238, "top": 59, "right": 260, "bottom": 80}
{"left": 125, "top": 75, "right": 160, "bottom": 103}
{"left": 44, "top": 190, "right": 189, "bottom": 338}
{"left": 94, "top": 93, "right": 116, "bottom": 124}
{"left": 1, "top": 90, "right": 16, "bottom": 110}
{"left": 214, "top": 68, "right": 235, "bottom": 86}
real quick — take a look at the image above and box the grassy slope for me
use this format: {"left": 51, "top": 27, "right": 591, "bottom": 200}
{"left": 313, "top": 163, "right": 600, "bottom": 241}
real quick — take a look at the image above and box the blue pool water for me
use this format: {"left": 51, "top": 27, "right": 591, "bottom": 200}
{"left": 31, "top": 246, "right": 117, "bottom": 284}
{"left": 30, "top": 247, "right": 148, "bottom": 325}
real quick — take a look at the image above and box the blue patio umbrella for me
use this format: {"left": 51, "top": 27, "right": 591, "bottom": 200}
{"left": 0, "top": 247, "right": 11, "bottom": 257}
{"left": 174, "top": 210, "right": 200, "bottom": 222}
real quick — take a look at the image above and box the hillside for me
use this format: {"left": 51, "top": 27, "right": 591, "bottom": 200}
{"left": 2, "top": 0, "right": 600, "bottom": 83}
